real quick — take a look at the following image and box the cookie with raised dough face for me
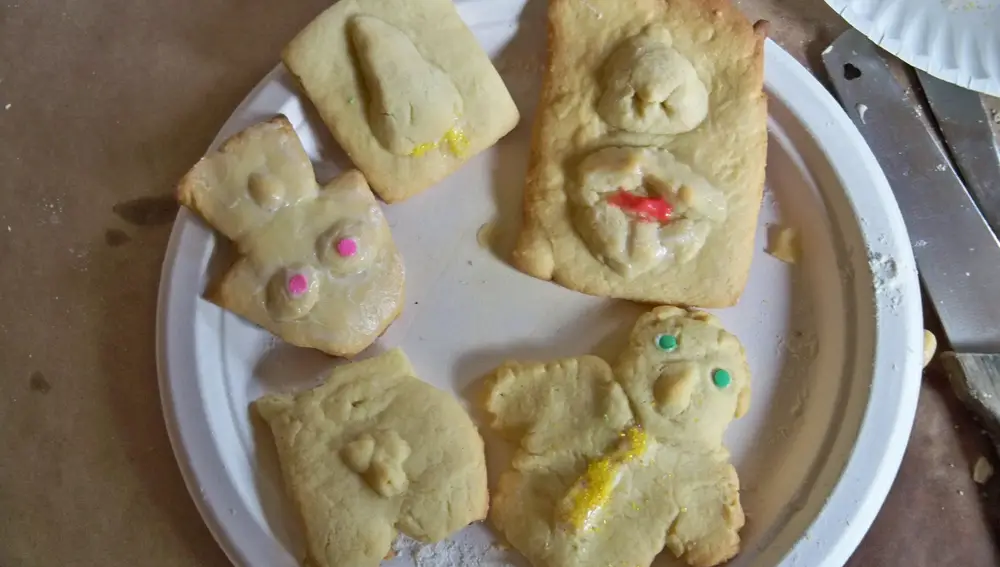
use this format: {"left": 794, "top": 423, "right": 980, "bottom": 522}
{"left": 597, "top": 25, "right": 709, "bottom": 136}
{"left": 176, "top": 116, "right": 404, "bottom": 357}
{"left": 513, "top": 0, "right": 767, "bottom": 307}
{"left": 616, "top": 306, "right": 751, "bottom": 445}
{"left": 282, "top": 0, "right": 520, "bottom": 202}
{"left": 254, "top": 348, "right": 489, "bottom": 567}
{"left": 485, "top": 306, "right": 748, "bottom": 567}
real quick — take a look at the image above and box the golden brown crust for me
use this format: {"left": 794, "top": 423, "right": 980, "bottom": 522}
{"left": 513, "top": 0, "right": 767, "bottom": 307}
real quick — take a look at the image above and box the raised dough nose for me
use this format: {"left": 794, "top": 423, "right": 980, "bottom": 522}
{"left": 655, "top": 362, "right": 699, "bottom": 415}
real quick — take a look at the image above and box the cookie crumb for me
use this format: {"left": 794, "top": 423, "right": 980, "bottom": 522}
{"left": 766, "top": 224, "right": 799, "bottom": 264}
{"left": 922, "top": 330, "right": 937, "bottom": 368}
{"left": 477, "top": 221, "right": 495, "bottom": 249}
{"left": 973, "top": 456, "right": 994, "bottom": 484}
{"left": 856, "top": 103, "right": 869, "bottom": 124}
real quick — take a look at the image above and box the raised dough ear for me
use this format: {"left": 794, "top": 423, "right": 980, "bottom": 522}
{"left": 485, "top": 356, "right": 632, "bottom": 456}
{"left": 176, "top": 115, "right": 317, "bottom": 241}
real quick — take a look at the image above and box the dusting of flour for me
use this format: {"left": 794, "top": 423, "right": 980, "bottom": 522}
{"left": 868, "top": 250, "right": 902, "bottom": 314}
{"left": 391, "top": 534, "right": 520, "bottom": 567}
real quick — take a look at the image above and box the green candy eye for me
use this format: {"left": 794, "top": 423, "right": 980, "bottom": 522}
{"left": 656, "top": 334, "right": 678, "bottom": 352}
{"left": 712, "top": 369, "right": 732, "bottom": 389}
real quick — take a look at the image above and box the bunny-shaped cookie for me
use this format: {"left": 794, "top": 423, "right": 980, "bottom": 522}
{"left": 486, "top": 306, "right": 748, "bottom": 567}
{"left": 176, "top": 115, "right": 404, "bottom": 356}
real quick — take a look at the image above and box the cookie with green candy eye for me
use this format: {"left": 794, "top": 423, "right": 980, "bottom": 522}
{"left": 484, "top": 305, "right": 750, "bottom": 567}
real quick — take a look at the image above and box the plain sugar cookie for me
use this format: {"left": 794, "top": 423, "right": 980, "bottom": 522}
{"left": 254, "top": 348, "right": 489, "bottom": 567}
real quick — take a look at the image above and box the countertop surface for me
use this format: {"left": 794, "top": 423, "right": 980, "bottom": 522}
{"left": 1, "top": 0, "right": 998, "bottom": 566}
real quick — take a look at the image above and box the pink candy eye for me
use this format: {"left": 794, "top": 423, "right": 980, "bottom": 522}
{"left": 287, "top": 273, "right": 309, "bottom": 296}
{"left": 336, "top": 238, "right": 358, "bottom": 257}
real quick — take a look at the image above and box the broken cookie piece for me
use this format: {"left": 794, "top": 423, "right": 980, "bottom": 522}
{"left": 485, "top": 306, "right": 749, "bottom": 567}
{"left": 766, "top": 224, "right": 800, "bottom": 265}
{"left": 254, "top": 348, "right": 488, "bottom": 567}
{"left": 973, "top": 456, "right": 994, "bottom": 485}
{"left": 282, "top": 0, "right": 520, "bottom": 202}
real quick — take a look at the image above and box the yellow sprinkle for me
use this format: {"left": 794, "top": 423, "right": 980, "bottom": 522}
{"left": 444, "top": 126, "right": 469, "bottom": 156}
{"left": 630, "top": 502, "right": 640, "bottom": 511}
{"left": 681, "top": 507, "right": 688, "bottom": 513}
{"left": 408, "top": 125, "right": 469, "bottom": 158}
{"left": 409, "top": 141, "right": 438, "bottom": 157}
{"left": 558, "top": 425, "right": 647, "bottom": 531}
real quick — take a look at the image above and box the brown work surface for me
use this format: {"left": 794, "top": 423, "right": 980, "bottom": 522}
{"left": 1, "top": 1, "right": 998, "bottom": 566}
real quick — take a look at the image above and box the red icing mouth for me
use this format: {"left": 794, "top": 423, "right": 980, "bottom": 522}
{"left": 607, "top": 188, "right": 673, "bottom": 223}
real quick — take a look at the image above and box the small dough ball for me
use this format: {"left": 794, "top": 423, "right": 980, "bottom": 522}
{"left": 922, "top": 330, "right": 937, "bottom": 369}
{"left": 342, "top": 435, "right": 376, "bottom": 473}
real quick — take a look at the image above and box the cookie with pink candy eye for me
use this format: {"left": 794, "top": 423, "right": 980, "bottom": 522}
{"left": 176, "top": 115, "right": 404, "bottom": 357}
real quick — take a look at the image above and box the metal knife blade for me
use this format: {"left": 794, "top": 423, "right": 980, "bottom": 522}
{"left": 825, "top": 31, "right": 1000, "bottom": 454}
{"left": 916, "top": 69, "right": 1000, "bottom": 238}
{"left": 821, "top": 30, "right": 1000, "bottom": 354}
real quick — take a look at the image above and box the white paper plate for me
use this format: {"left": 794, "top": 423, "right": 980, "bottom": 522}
{"left": 825, "top": 0, "right": 1000, "bottom": 96}
{"left": 156, "top": 1, "right": 923, "bottom": 566}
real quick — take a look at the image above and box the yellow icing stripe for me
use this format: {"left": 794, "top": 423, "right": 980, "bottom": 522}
{"left": 443, "top": 127, "right": 469, "bottom": 156}
{"left": 409, "top": 142, "right": 438, "bottom": 157}
{"left": 408, "top": 126, "right": 469, "bottom": 158}
{"left": 557, "top": 425, "right": 647, "bottom": 532}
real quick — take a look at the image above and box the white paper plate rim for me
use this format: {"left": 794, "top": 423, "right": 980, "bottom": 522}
{"left": 826, "top": 0, "right": 1000, "bottom": 96}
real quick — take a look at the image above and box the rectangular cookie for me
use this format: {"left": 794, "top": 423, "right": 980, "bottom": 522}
{"left": 283, "top": 0, "right": 520, "bottom": 202}
{"left": 513, "top": 0, "right": 768, "bottom": 307}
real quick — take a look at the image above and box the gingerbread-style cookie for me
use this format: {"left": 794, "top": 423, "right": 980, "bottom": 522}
{"left": 513, "top": 0, "right": 767, "bottom": 307}
{"left": 485, "top": 306, "right": 750, "bottom": 567}
{"left": 254, "top": 348, "right": 489, "bottom": 567}
{"left": 176, "top": 115, "right": 404, "bottom": 357}
{"left": 282, "top": 0, "right": 520, "bottom": 202}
